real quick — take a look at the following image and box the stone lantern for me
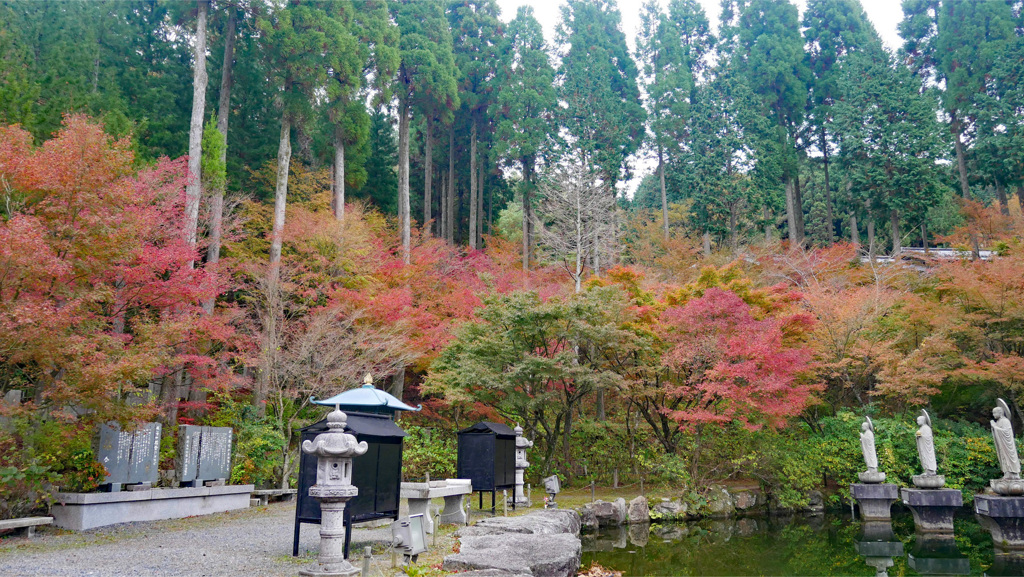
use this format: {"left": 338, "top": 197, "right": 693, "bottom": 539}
{"left": 513, "top": 425, "right": 533, "bottom": 506}
{"left": 300, "top": 405, "right": 368, "bottom": 577}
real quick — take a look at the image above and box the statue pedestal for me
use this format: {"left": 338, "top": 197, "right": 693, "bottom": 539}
{"left": 901, "top": 488, "right": 962, "bottom": 533}
{"left": 852, "top": 483, "right": 899, "bottom": 521}
{"left": 976, "top": 495, "right": 1024, "bottom": 550}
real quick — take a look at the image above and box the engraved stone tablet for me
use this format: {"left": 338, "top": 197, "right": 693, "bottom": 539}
{"left": 176, "top": 425, "right": 203, "bottom": 484}
{"left": 97, "top": 424, "right": 132, "bottom": 485}
{"left": 127, "top": 422, "right": 161, "bottom": 484}
{"left": 197, "top": 427, "right": 233, "bottom": 481}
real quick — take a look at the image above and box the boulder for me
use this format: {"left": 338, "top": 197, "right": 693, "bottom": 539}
{"left": 653, "top": 525, "right": 686, "bottom": 541}
{"left": 651, "top": 499, "right": 687, "bottom": 520}
{"left": 627, "top": 522, "right": 650, "bottom": 547}
{"left": 704, "top": 485, "right": 735, "bottom": 519}
{"left": 458, "top": 509, "right": 581, "bottom": 538}
{"left": 454, "top": 571, "right": 532, "bottom": 577}
{"left": 803, "top": 490, "right": 825, "bottom": 514}
{"left": 627, "top": 496, "right": 649, "bottom": 524}
{"left": 580, "top": 506, "right": 598, "bottom": 532}
{"left": 443, "top": 533, "right": 582, "bottom": 577}
{"left": 580, "top": 499, "right": 627, "bottom": 529}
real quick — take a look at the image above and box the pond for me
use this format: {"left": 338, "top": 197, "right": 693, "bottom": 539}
{"left": 580, "top": 510, "right": 1024, "bottom": 576}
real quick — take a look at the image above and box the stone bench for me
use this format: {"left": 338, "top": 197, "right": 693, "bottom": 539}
{"left": 252, "top": 488, "right": 297, "bottom": 506}
{"left": 0, "top": 516, "right": 53, "bottom": 538}
{"left": 400, "top": 479, "right": 473, "bottom": 534}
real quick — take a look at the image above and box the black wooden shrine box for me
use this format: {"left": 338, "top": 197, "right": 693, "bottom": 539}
{"left": 456, "top": 421, "right": 517, "bottom": 511}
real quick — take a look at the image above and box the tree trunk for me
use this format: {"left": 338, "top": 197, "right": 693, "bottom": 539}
{"left": 785, "top": 177, "right": 796, "bottom": 245}
{"left": 952, "top": 115, "right": 970, "bottom": 199}
{"left": 440, "top": 170, "right": 448, "bottom": 240}
{"left": 849, "top": 211, "right": 859, "bottom": 248}
{"left": 865, "top": 199, "right": 875, "bottom": 261}
{"left": 821, "top": 128, "right": 834, "bottom": 244}
{"left": 398, "top": 99, "right": 411, "bottom": 263}
{"left": 996, "top": 179, "right": 1009, "bottom": 216}
{"left": 658, "top": 144, "right": 668, "bottom": 240}
{"left": 184, "top": 0, "right": 209, "bottom": 261}
{"left": 478, "top": 154, "right": 485, "bottom": 241}
{"left": 729, "top": 204, "right": 738, "bottom": 251}
{"left": 424, "top": 117, "right": 433, "bottom": 233}
{"left": 390, "top": 368, "right": 405, "bottom": 402}
{"left": 333, "top": 127, "right": 345, "bottom": 221}
{"left": 890, "top": 209, "right": 900, "bottom": 256}
{"left": 269, "top": 115, "right": 291, "bottom": 287}
{"left": 764, "top": 206, "right": 772, "bottom": 244}
{"left": 522, "top": 160, "right": 532, "bottom": 273}
{"left": 702, "top": 231, "right": 711, "bottom": 257}
{"left": 921, "top": 221, "right": 928, "bottom": 254}
{"left": 793, "top": 173, "right": 805, "bottom": 245}
{"left": 469, "top": 122, "right": 478, "bottom": 250}
{"left": 447, "top": 126, "right": 455, "bottom": 242}
{"left": 203, "top": 8, "right": 235, "bottom": 313}
{"left": 1017, "top": 185, "right": 1024, "bottom": 213}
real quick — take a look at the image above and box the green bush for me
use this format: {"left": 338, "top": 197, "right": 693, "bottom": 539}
{"left": 402, "top": 426, "right": 456, "bottom": 481}
{"left": 205, "top": 393, "right": 286, "bottom": 488}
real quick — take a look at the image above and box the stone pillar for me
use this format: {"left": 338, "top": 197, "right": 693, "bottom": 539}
{"left": 901, "top": 488, "right": 962, "bottom": 533}
{"left": 513, "top": 425, "right": 533, "bottom": 506}
{"left": 976, "top": 495, "right": 1024, "bottom": 550}
{"left": 299, "top": 406, "right": 368, "bottom": 577}
{"left": 851, "top": 483, "right": 899, "bottom": 521}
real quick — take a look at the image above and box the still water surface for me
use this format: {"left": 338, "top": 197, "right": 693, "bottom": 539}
{"left": 580, "top": 510, "right": 1023, "bottom": 576}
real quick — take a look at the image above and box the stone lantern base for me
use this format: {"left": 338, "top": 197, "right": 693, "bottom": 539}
{"left": 851, "top": 483, "right": 899, "bottom": 521}
{"left": 901, "top": 488, "right": 962, "bottom": 533}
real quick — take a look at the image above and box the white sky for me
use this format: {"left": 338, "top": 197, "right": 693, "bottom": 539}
{"left": 493, "top": 0, "right": 905, "bottom": 196}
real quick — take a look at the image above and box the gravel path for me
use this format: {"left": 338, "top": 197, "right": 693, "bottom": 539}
{"left": 0, "top": 502, "right": 398, "bottom": 577}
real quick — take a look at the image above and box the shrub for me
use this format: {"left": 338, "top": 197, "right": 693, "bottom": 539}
{"left": 402, "top": 425, "right": 456, "bottom": 481}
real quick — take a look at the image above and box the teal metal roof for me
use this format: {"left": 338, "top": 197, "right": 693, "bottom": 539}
{"left": 312, "top": 384, "right": 421, "bottom": 413}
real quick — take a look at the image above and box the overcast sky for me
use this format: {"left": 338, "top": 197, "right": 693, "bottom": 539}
{"left": 492, "top": 0, "right": 906, "bottom": 196}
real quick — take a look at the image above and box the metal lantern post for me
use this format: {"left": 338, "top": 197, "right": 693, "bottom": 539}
{"left": 300, "top": 406, "right": 368, "bottom": 577}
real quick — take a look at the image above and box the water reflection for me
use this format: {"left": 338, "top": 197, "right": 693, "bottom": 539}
{"left": 580, "top": 511, "right": 996, "bottom": 576}
{"left": 908, "top": 533, "right": 970, "bottom": 576}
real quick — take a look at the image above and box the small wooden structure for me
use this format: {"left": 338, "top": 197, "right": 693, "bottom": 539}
{"left": 456, "top": 421, "right": 517, "bottom": 512}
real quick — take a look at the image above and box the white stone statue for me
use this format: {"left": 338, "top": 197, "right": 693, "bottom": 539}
{"left": 858, "top": 417, "right": 886, "bottom": 483}
{"left": 915, "top": 410, "right": 937, "bottom": 476}
{"left": 992, "top": 399, "right": 1021, "bottom": 480}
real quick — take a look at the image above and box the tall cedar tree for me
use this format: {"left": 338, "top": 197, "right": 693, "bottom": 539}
{"left": 722, "top": 0, "right": 810, "bottom": 246}
{"left": 900, "top": 0, "right": 1016, "bottom": 199}
{"left": 184, "top": 0, "right": 210, "bottom": 258}
{"left": 448, "top": 0, "right": 503, "bottom": 250}
{"left": 635, "top": 0, "right": 712, "bottom": 240}
{"left": 802, "top": 0, "right": 880, "bottom": 244}
{"left": 327, "top": 0, "right": 399, "bottom": 223}
{"left": 492, "top": 6, "right": 557, "bottom": 272}
{"left": 392, "top": 0, "right": 459, "bottom": 263}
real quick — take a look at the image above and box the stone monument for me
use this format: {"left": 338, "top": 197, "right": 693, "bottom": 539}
{"left": 901, "top": 409, "right": 962, "bottom": 533}
{"left": 300, "top": 405, "right": 368, "bottom": 577}
{"left": 851, "top": 416, "right": 900, "bottom": 520}
{"left": 513, "top": 424, "right": 532, "bottom": 506}
{"left": 976, "top": 399, "right": 1024, "bottom": 550}
{"left": 543, "top": 474, "right": 560, "bottom": 509}
{"left": 96, "top": 422, "right": 161, "bottom": 491}
{"left": 176, "top": 425, "right": 233, "bottom": 487}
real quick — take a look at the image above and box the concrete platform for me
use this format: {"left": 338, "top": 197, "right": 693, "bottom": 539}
{"left": 901, "top": 488, "right": 962, "bottom": 533}
{"left": 976, "top": 494, "right": 1024, "bottom": 550}
{"left": 51, "top": 484, "right": 254, "bottom": 530}
{"left": 851, "top": 483, "right": 899, "bottom": 521}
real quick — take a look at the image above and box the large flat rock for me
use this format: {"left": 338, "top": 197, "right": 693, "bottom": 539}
{"left": 457, "top": 509, "right": 581, "bottom": 537}
{"left": 443, "top": 533, "right": 582, "bottom": 577}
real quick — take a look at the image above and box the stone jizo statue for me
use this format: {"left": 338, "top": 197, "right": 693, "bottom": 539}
{"left": 989, "top": 398, "right": 1024, "bottom": 495}
{"left": 912, "top": 409, "right": 944, "bottom": 488}
{"left": 858, "top": 417, "right": 886, "bottom": 483}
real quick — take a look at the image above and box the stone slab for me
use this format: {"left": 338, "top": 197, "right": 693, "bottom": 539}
{"left": 457, "top": 509, "right": 581, "bottom": 538}
{"left": 400, "top": 479, "right": 473, "bottom": 499}
{"left": 176, "top": 425, "right": 232, "bottom": 485}
{"left": 902, "top": 488, "right": 963, "bottom": 532}
{"left": 50, "top": 484, "right": 253, "bottom": 530}
{"left": 976, "top": 495, "right": 1024, "bottom": 550}
{"left": 0, "top": 517, "right": 52, "bottom": 531}
{"left": 443, "top": 533, "right": 581, "bottom": 577}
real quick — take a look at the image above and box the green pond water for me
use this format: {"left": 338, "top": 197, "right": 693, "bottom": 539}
{"left": 580, "top": 510, "right": 1023, "bottom": 576}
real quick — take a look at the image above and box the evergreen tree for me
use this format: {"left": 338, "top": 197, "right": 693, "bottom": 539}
{"left": 635, "top": 0, "right": 712, "bottom": 240}
{"left": 492, "top": 6, "right": 557, "bottom": 271}
{"left": 802, "top": 0, "right": 880, "bottom": 244}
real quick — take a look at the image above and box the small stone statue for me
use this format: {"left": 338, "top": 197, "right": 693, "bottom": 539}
{"left": 990, "top": 398, "right": 1024, "bottom": 495}
{"left": 913, "top": 410, "right": 944, "bottom": 488}
{"left": 859, "top": 417, "right": 886, "bottom": 483}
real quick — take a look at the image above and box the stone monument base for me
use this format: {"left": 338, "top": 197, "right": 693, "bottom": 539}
{"left": 51, "top": 485, "right": 254, "bottom": 531}
{"left": 851, "top": 483, "right": 899, "bottom": 521}
{"left": 912, "top": 473, "right": 945, "bottom": 489}
{"left": 991, "top": 478, "right": 1024, "bottom": 496}
{"left": 901, "top": 488, "right": 962, "bottom": 533}
{"left": 976, "top": 494, "right": 1024, "bottom": 550}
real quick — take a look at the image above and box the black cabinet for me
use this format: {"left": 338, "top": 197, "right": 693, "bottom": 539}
{"left": 457, "top": 422, "right": 517, "bottom": 511}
